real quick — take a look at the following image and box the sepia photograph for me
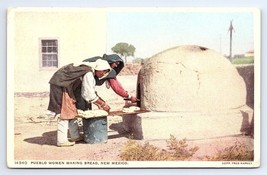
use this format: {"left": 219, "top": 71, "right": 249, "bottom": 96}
{"left": 6, "top": 7, "right": 260, "bottom": 168}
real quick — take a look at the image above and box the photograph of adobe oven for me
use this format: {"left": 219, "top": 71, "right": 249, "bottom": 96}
{"left": 7, "top": 7, "right": 260, "bottom": 168}
{"left": 123, "top": 45, "right": 254, "bottom": 140}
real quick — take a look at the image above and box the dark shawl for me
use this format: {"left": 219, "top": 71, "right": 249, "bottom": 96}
{"left": 83, "top": 54, "right": 124, "bottom": 85}
{"left": 48, "top": 64, "right": 92, "bottom": 114}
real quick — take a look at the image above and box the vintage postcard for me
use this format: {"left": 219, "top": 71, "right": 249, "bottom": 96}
{"left": 7, "top": 7, "right": 261, "bottom": 168}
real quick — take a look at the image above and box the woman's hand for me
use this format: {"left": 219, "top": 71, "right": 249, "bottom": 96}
{"left": 130, "top": 96, "right": 138, "bottom": 103}
{"left": 93, "top": 98, "right": 110, "bottom": 112}
{"left": 101, "top": 104, "right": 111, "bottom": 112}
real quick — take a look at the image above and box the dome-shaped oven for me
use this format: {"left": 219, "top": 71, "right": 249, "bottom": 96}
{"left": 137, "top": 45, "right": 246, "bottom": 112}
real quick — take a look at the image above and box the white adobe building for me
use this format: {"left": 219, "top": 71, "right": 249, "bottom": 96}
{"left": 8, "top": 8, "right": 107, "bottom": 93}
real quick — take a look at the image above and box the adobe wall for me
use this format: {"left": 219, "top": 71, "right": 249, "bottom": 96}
{"left": 235, "top": 65, "right": 254, "bottom": 109}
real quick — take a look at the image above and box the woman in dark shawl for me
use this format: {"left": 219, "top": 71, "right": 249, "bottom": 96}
{"left": 83, "top": 54, "right": 138, "bottom": 103}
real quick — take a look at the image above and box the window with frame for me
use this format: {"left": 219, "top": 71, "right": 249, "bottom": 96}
{"left": 41, "top": 39, "right": 58, "bottom": 68}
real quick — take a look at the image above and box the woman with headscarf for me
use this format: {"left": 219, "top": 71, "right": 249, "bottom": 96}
{"left": 83, "top": 54, "right": 138, "bottom": 103}
{"left": 47, "top": 59, "right": 111, "bottom": 147}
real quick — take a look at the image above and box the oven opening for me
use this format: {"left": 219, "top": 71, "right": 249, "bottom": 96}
{"left": 137, "top": 83, "right": 141, "bottom": 107}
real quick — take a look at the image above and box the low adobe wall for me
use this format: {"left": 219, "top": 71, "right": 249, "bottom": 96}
{"left": 235, "top": 64, "right": 254, "bottom": 109}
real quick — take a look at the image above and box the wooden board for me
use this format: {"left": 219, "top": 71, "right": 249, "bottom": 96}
{"left": 108, "top": 109, "right": 150, "bottom": 116}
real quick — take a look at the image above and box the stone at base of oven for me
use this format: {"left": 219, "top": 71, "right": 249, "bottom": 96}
{"left": 122, "top": 105, "right": 254, "bottom": 140}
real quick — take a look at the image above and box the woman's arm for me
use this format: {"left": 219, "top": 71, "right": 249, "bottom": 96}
{"left": 81, "top": 72, "right": 110, "bottom": 112}
{"left": 81, "top": 72, "right": 98, "bottom": 102}
{"left": 108, "top": 78, "right": 138, "bottom": 103}
{"left": 108, "top": 78, "right": 129, "bottom": 98}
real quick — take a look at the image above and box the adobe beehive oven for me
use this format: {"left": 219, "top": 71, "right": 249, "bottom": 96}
{"left": 137, "top": 45, "right": 246, "bottom": 112}
{"left": 123, "top": 45, "right": 253, "bottom": 140}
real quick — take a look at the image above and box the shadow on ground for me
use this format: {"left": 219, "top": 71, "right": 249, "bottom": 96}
{"left": 24, "top": 130, "right": 57, "bottom": 146}
{"left": 108, "top": 122, "right": 131, "bottom": 139}
{"left": 23, "top": 124, "right": 130, "bottom": 146}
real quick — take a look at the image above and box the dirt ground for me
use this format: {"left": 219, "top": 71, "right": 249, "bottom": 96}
{"left": 13, "top": 75, "right": 138, "bottom": 161}
{"left": 12, "top": 74, "right": 255, "bottom": 164}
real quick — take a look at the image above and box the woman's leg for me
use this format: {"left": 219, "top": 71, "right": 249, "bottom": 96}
{"left": 57, "top": 118, "right": 75, "bottom": 147}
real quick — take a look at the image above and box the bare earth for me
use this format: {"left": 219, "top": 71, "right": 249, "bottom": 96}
{"left": 13, "top": 75, "right": 254, "bottom": 164}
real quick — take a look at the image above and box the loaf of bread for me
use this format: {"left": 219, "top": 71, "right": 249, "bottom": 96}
{"left": 77, "top": 109, "right": 108, "bottom": 118}
{"left": 122, "top": 106, "right": 140, "bottom": 113}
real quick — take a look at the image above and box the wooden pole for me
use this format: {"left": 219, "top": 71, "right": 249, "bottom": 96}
{"left": 228, "top": 20, "right": 234, "bottom": 62}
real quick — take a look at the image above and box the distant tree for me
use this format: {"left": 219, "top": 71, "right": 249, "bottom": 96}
{"left": 111, "top": 42, "right": 136, "bottom": 63}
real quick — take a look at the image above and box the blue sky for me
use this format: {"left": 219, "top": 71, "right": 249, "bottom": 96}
{"left": 107, "top": 10, "right": 255, "bottom": 58}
